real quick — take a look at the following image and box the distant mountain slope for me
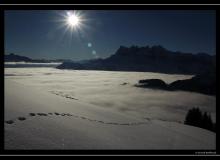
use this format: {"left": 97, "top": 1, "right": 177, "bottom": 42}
{"left": 5, "top": 53, "right": 32, "bottom": 62}
{"left": 4, "top": 53, "right": 69, "bottom": 63}
{"left": 57, "top": 45, "right": 215, "bottom": 74}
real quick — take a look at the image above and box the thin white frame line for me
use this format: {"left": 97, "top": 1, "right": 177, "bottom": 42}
{"left": 0, "top": 154, "right": 218, "bottom": 156}
{"left": 1, "top": 3, "right": 217, "bottom": 156}
{"left": 0, "top": 4, "right": 220, "bottom": 5}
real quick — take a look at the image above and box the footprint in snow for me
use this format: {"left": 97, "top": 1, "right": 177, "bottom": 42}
{"left": 5, "top": 120, "right": 14, "bottom": 124}
{"left": 80, "top": 116, "right": 86, "bottom": 119}
{"left": 29, "top": 113, "right": 36, "bottom": 116}
{"left": 37, "top": 113, "right": 48, "bottom": 116}
{"left": 18, "top": 117, "right": 26, "bottom": 121}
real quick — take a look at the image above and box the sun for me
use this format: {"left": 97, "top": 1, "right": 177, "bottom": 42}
{"left": 57, "top": 10, "right": 86, "bottom": 39}
{"left": 66, "top": 11, "right": 81, "bottom": 28}
{"left": 67, "top": 14, "right": 80, "bottom": 27}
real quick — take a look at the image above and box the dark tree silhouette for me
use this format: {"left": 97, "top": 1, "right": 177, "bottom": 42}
{"left": 202, "top": 112, "right": 213, "bottom": 131}
{"left": 184, "top": 107, "right": 203, "bottom": 127}
{"left": 184, "top": 107, "right": 215, "bottom": 132}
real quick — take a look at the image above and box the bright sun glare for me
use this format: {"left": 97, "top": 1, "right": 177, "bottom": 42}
{"left": 67, "top": 14, "right": 79, "bottom": 26}
{"left": 66, "top": 12, "right": 81, "bottom": 28}
{"left": 59, "top": 10, "right": 86, "bottom": 38}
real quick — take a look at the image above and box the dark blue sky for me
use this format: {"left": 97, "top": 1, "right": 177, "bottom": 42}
{"left": 5, "top": 10, "right": 216, "bottom": 60}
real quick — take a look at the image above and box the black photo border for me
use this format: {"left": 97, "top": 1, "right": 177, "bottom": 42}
{"left": 0, "top": 3, "right": 218, "bottom": 156}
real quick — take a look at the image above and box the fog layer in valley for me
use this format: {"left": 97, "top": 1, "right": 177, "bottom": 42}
{"left": 4, "top": 67, "right": 216, "bottom": 149}
{"left": 5, "top": 67, "right": 215, "bottom": 123}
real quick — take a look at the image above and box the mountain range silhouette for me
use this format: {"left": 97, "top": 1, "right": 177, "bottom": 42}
{"left": 5, "top": 45, "right": 215, "bottom": 74}
{"left": 57, "top": 45, "right": 215, "bottom": 74}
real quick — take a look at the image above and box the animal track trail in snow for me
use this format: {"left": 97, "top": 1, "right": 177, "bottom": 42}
{"left": 50, "top": 91, "right": 78, "bottom": 100}
{"left": 5, "top": 111, "right": 151, "bottom": 126}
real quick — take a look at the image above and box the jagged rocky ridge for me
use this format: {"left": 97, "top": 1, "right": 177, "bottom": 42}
{"left": 57, "top": 45, "right": 215, "bottom": 75}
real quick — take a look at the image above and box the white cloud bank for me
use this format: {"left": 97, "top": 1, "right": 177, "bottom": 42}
{"left": 4, "top": 68, "right": 216, "bottom": 149}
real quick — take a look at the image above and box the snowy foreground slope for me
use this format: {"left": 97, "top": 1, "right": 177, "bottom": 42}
{"left": 4, "top": 68, "right": 216, "bottom": 149}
